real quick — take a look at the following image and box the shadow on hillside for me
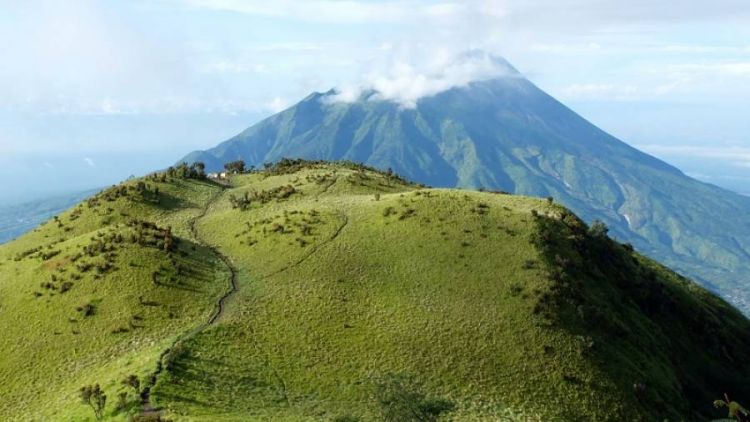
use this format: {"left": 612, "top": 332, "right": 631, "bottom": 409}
{"left": 530, "top": 211, "right": 750, "bottom": 421}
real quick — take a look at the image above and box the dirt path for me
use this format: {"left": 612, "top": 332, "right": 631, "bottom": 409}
{"left": 140, "top": 183, "right": 239, "bottom": 417}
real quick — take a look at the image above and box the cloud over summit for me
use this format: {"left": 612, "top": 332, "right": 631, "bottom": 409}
{"left": 328, "top": 50, "right": 518, "bottom": 108}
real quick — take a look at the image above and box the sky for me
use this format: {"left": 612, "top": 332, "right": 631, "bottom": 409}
{"left": 0, "top": 0, "right": 749, "bottom": 202}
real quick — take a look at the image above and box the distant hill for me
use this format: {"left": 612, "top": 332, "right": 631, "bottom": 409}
{"left": 0, "top": 189, "right": 99, "bottom": 244}
{"left": 1, "top": 160, "right": 749, "bottom": 421}
{"left": 182, "top": 61, "right": 750, "bottom": 315}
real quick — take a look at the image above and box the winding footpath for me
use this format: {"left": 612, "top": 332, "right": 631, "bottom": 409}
{"left": 140, "top": 183, "right": 239, "bottom": 417}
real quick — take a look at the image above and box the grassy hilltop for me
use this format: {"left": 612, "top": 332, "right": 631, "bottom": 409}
{"left": 1, "top": 160, "right": 749, "bottom": 421}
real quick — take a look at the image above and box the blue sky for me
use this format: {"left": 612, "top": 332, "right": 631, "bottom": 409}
{"left": 1, "top": 0, "right": 749, "bottom": 201}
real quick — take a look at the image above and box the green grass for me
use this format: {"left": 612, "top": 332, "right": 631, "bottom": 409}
{"left": 2, "top": 161, "right": 749, "bottom": 421}
{"left": 0, "top": 176, "right": 228, "bottom": 421}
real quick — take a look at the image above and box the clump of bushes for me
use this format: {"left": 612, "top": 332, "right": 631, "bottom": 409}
{"left": 14, "top": 246, "right": 42, "bottom": 261}
{"left": 166, "top": 161, "right": 207, "bottom": 180}
{"left": 471, "top": 202, "right": 490, "bottom": 215}
{"left": 229, "top": 185, "right": 298, "bottom": 210}
{"left": 124, "top": 219, "right": 177, "bottom": 252}
{"left": 398, "top": 208, "right": 416, "bottom": 220}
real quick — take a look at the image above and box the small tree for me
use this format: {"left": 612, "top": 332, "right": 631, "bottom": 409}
{"left": 588, "top": 219, "right": 609, "bottom": 238}
{"left": 80, "top": 384, "right": 107, "bottom": 421}
{"left": 224, "top": 160, "right": 246, "bottom": 174}
{"left": 385, "top": 167, "right": 394, "bottom": 185}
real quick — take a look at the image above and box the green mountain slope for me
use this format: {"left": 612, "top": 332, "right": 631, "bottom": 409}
{"left": 0, "top": 175, "right": 230, "bottom": 421}
{"left": 2, "top": 161, "right": 748, "bottom": 421}
{"left": 182, "top": 65, "right": 750, "bottom": 315}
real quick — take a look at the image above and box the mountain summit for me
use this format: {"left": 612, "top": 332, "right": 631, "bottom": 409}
{"left": 183, "top": 64, "right": 750, "bottom": 313}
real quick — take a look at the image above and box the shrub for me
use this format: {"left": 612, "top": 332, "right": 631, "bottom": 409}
{"left": 225, "top": 160, "right": 246, "bottom": 174}
{"left": 121, "top": 375, "right": 140, "bottom": 397}
{"left": 588, "top": 220, "right": 609, "bottom": 238}
{"left": 77, "top": 303, "right": 96, "bottom": 317}
{"left": 79, "top": 384, "right": 107, "bottom": 421}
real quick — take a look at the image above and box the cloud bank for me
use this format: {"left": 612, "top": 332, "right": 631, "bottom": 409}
{"left": 328, "top": 50, "right": 518, "bottom": 108}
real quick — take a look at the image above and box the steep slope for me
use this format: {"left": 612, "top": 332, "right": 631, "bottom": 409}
{"left": 182, "top": 71, "right": 750, "bottom": 315}
{"left": 0, "top": 173, "right": 230, "bottom": 421}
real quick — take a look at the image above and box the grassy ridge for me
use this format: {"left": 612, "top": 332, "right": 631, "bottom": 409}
{"left": 0, "top": 177, "right": 228, "bottom": 421}
{"left": 150, "top": 162, "right": 750, "bottom": 421}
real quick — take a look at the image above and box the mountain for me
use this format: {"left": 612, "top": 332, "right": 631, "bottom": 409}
{"left": 0, "top": 189, "right": 99, "bottom": 244}
{"left": 1, "top": 161, "right": 749, "bottom": 421}
{"left": 182, "top": 64, "right": 750, "bottom": 315}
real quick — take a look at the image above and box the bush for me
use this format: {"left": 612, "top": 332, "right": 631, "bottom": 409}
{"left": 588, "top": 220, "right": 609, "bottom": 238}
{"left": 79, "top": 384, "right": 107, "bottom": 421}
{"left": 224, "top": 160, "right": 246, "bottom": 174}
{"left": 77, "top": 303, "right": 96, "bottom": 317}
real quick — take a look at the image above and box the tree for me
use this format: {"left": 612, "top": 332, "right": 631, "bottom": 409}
{"left": 385, "top": 167, "right": 394, "bottom": 185}
{"left": 225, "top": 160, "right": 246, "bottom": 174}
{"left": 80, "top": 384, "right": 107, "bottom": 421}
{"left": 190, "top": 162, "right": 206, "bottom": 179}
{"left": 588, "top": 219, "right": 609, "bottom": 238}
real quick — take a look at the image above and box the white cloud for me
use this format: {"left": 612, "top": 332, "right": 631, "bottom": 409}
{"left": 203, "top": 61, "right": 271, "bottom": 74}
{"left": 83, "top": 157, "right": 96, "bottom": 167}
{"left": 636, "top": 144, "right": 750, "bottom": 167}
{"left": 328, "top": 50, "right": 518, "bottom": 108}
{"left": 530, "top": 42, "right": 603, "bottom": 54}
{"left": 670, "top": 62, "right": 750, "bottom": 77}
{"left": 185, "top": 0, "right": 434, "bottom": 22}
{"left": 646, "top": 62, "right": 750, "bottom": 96}
{"left": 655, "top": 45, "right": 750, "bottom": 54}
{"left": 562, "top": 83, "right": 639, "bottom": 100}
{"left": 265, "top": 97, "right": 291, "bottom": 113}
{"left": 180, "top": 0, "right": 473, "bottom": 24}
{"left": 179, "top": 0, "right": 750, "bottom": 25}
